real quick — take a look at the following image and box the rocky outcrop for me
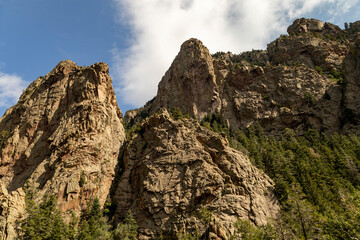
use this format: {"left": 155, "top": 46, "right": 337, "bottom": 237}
{"left": 287, "top": 18, "right": 342, "bottom": 36}
{"left": 152, "top": 39, "right": 222, "bottom": 119}
{"left": 114, "top": 109, "right": 279, "bottom": 239}
{"left": 133, "top": 19, "right": 360, "bottom": 136}
{"left": 268, "top": 18, "right": 349, "bottom": 72}
{"left": 145, "top": 39, "right": 336, "bottom": 135}
{"left": 267, "top": 33, "right": 349, "bottom": 72}
{"left": 0, "top": 60, "right": 125, "bottom": 238}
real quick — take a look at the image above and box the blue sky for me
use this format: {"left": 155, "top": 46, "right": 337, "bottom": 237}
{"left": 0, "top": 0, "right": 359, "bottom": 117}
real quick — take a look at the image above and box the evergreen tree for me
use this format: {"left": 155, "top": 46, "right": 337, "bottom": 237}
{"left": 77, "top": 198, "right": 112, "bottom": 240}
{"left": 21, "top": 194, "right": 75, "bottom": 240}
{"left": 113, "top": 210, "right": 138, "bottom": 240}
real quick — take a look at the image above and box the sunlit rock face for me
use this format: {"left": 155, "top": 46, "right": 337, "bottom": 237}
{"left": 0, "top": 60, "right": 125, "bottom": 239}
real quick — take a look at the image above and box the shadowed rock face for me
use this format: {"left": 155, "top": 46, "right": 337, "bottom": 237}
{"left": 342, "top": 35, "right": 360, "bottom": 133}
{"left": 114, "top": 110, "right": 279, "bottom": 239}
{"left": 0, "top": 60, "right": 125, "bottom": 238}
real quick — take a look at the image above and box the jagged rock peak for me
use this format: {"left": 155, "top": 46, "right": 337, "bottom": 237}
{"left": 287, "top": 18, "right": 325, "bottom": 34}
{"left": 287, "top": 18, "right": 341, "bottom": 36}
{"left": 151, "top": 38, "right": 221, "bottom": 119}
{"left": 178, "top": 38, "right": 211, "bottom": 58}
{"left": 0, "top": 60, "right": 125, "bottom": 239}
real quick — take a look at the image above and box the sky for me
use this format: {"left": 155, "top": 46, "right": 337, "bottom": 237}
{"left": 0, "top": 0, "right": 359, "bottom": 116}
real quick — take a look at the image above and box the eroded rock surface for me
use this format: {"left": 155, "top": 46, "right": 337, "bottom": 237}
{"left": 0, "top": 186, "right": 25, "bottom": 240}
{"left": 132, "top": 19, "right": 360, "bottom": 136}
{"left": 0, "top": 60, "right": 125, "bottom": 238}
{"left": 153, "top": 39, "right": 222, "bottom": 119}
{"left": 114, "top": 110, "right": 279, "bottom": 239}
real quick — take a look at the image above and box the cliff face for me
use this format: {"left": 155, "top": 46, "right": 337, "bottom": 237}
{"left": 135, "top": 19, "right": 360, "bottom": 136}
{"left": 114, "top": 109, "right": 279, "bottom": 239}
{"left": 342, "top": 35, "right": 360, "bottom": 133}
{"left": 0, "top": 60, "right": 125, "bottom": 238}
{"left": 153, "top": 39, "right": 221, "bottom": 119}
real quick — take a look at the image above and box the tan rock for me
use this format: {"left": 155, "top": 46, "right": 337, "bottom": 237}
{"left": 287, "top": 18, "right": 325, "bottom": 34}
{"left": 0, "top": 60, "right": 125, "bottom": 237}
{"left": 114, "top": 109, "right": 279, "bottom": 239}
{"left": 0, "top": 186, "right": 25, "bottom": 240}
{"left": 144, "top": 36, "right": 343, "bottom": 135}
{"left": 267, "top": 30, "right": 349, "bottom": 72}
{"left": 152, "top": 38, "right": 222, "bottom": 119}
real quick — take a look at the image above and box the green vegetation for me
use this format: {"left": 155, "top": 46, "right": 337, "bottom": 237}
{"left": 212, "top": 51, "right": 226, "bottom": 58}
{"left": 20, "top": 108, "right": 360, "bottom": 239}
{"left": 329, "top": 68, "right": 344, "bottom": 84}
{"left": 169, "top": 107, "right": 189, "bottom": 120}
{"left": 0, "top": 129, "right": 9, "bottom": 151}
{"left": 77, "top": 198, "right": 112, "bottom": 239}
{"left": 79, "top": 171, "right": 86, "bottom": 188}
{"left": 314, "top": 66, "right": 344, "bottom": 85}
{"left": 124, "top": 118, "right": 145, "bottom": 140}
{"left": 21, "top": 193, "right": 76, "bottom": 239}
{"left": 200, "top": 114, "right": 360, "bottom": 239}
{"left": 200, "top": 114, "right": 230, "bottom": 138}
{"left": 231, "top": 219, "right": 276, "bottom": 240}
{"left": 279, "top": 34, "right": 289, "bottom": 40}
{"left": 21, "top": 189, "right": 139, "bottom": 240}
{"left": 23, "top": 89, "right": 32, "bottom": 96}
{"left": 304, "top": 92, "right": 316, "bottom": 107}
{"left": 315, "top": 65, "right": 323, "bottom": 75}
{"left": 113, "top": 210, "right": 138, "bottom": 240}
{"left": 232, "top": 126, "right": 360, "bottom": 239}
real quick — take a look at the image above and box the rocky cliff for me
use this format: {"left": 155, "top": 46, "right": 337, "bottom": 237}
{"left": 0, "top": 17, "right": 359, "bottom": 240}
{"left": 0, "top": 60, "right": 279, "bottom": 239}
{"left": 0, "top": 60, "right": 125, "bottom": 239}
{"left": 132, "top": 18, "right": 360, "bottom": 136}
{"left": 114, "top": 109, "right": 279, "bottom": 239}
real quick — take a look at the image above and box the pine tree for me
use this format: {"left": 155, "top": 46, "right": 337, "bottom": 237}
{"left": 113, "top": 210, "right": 138, "bottom": 240}
{"left": 21, "top": 194, "right": 75, "bottom": 240}
{"left": 77, "top": 198, "right": 112, "bottom": 240}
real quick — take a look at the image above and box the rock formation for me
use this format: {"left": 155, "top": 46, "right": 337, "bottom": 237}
{"left": 153, "top": 39, "right": 222, "bottom": 120}
{"left": 0, "top": 186, "right": 25, "bottom": 240}
{"left": 0, "top": 60, "right": 125, "bottom": 239}
{"left": 0, "top": 17, "right": 359, "bottom": 239}
{"left": 130, "top": 19, "right": 360, "bottom": 136}
{"left": 114, "top": 109, "right": 279, "bottom": 239}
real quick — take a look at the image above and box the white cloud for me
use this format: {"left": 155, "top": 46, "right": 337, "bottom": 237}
{"left": 0, "top": 72, "right": 27, "bottom": 107}
{"left": 112, "top": 0, "right": 359, "bottom": 107}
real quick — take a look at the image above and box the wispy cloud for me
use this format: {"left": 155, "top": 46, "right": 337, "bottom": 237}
{"left": 112, "top": 0, "right": 359, "bottom": 108}
{"left": 0, "top": 72, "right": 27, "bottom": 107}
